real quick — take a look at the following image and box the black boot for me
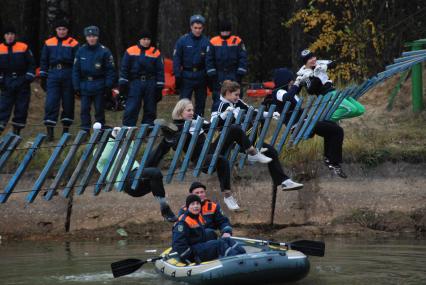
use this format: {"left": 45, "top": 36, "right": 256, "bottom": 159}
{"left": 161, "top": 204, "right": 178, "bottom": 223}
{"left": 46, "top": 126, "right": 54, "bottom": 142}
{"left": 63, "top": 126, "right": 69, "bottom": 135}
{"left": 12, "top": 126, "right": 21, "bottom": 136}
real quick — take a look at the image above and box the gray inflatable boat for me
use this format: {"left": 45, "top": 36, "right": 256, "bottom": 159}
{"left": 155, "top": 240, "right": 310, "bottom": 284}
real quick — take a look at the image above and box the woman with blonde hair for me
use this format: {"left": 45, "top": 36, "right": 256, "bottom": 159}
{"left": 150, "top": 98, "right": 273, "bottom": 211}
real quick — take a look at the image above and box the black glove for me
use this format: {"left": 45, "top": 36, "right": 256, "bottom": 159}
{"left": 40, "top": 77, "right": 47, "bottom": 92}
{"left": 156, "top": 87, "right": 163, "bottom": 102}
{"left": 175, "top": 76, "right": 182, "bottom": 91}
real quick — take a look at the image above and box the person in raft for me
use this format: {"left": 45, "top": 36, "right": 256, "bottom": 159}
{"left": 296, "top": 49, "right": 365, "bottom": 122}
{"left": 178, "top": 182, "right": 232, "bottom": 241}
{"left": 94, "top": 122, "right": 178, "bottom": 222}
{"left": 172, "top": 194, "right": 246, "bottom": 264}
{"left": 147, "top": 98, "right": 274, "bottom": 211}
{"left": 211, "top": 80, "right": 304, "bottom": 190}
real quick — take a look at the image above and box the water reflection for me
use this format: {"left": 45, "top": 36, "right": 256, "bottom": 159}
{"left": 0, "top": 238, "right": 425, "bottom": 285}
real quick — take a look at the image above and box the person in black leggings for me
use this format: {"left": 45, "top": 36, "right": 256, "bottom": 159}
{"left": 263, "top": 68, "right": 346, "bottom": 178}
{"left": 212, "top": 80, "right": 304, "bottom": 191}
{"left": 148, "top": 98, "right": 273, "bottom": 211}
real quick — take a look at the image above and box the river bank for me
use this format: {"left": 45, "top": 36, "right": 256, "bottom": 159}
{"left": 1, "top": 161, "right": 425, "bottom": 242}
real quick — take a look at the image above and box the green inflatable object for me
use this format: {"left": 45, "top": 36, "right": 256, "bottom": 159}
{"left": 329, "top": 90, "right": 365, "bottom": 122}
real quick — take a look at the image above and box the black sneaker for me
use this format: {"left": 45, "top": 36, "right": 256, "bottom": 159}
{"left": 328, "top": 164, "right": 347, "bottom": 179}
{"left": 154, "top": 119, "right": 178, "bottom": 143}
{"left": 161, "top": 205, "right": 178, "bottom": 223}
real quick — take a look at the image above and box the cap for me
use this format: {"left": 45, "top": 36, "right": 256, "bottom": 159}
{"left": 186, "top": 194, "right": 202, "bottom": 208}
{"left": 54, "top": 19, "right": 70, "bottom": 29}
{"left": 140, "top": 30, "right": 152, "bottom": 39}
{"left": 3, "top": 25, "right": 16, "bottom": 35}
{"left": 190, "top": 14, "right": 205, "bottom": 25}
{"left": 219, "top": 20, "right": 232, "bottom": 32}
{"left": 301, "top": 49, "right": 315, "bottom": 65}
{"left": 189, "top": 181, "right": 206, "bottom": 193}
{"left": 84, "top": 25, "right": 100, "bottom": 37}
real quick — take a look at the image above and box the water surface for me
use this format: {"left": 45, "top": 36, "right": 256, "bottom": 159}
{"left": 0, "top": 238, "right": 425, "bottom": 284}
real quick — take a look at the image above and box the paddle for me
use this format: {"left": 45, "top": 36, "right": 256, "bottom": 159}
{"left": 232, "top": 237, "right": 325, "bottom": 257}
{"left": 111, "top": 252, "right": 177, "bottom": 278}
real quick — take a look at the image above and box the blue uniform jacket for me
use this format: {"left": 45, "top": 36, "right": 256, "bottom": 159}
{"left": 72, "top": 43, "right": 115, "bottom": 95}
{"left": 40, "top": 36, "right": 79, "bottom": 78}
{"left": 206, "top": 35, "right": 247, "bottom": 80}
{"left": 173, "top": 32, "right": 209, "bottom": 79}
{"left": 118, "top": 44, "right": 164, "bottom": 88}
{"left": 172, "top": 211, "right": 207, "bottom": 262}
{"left": 0, "top": 41, "right": 35, "bottom": 87}
{"left": 178, "top": 200, "right": 232, "bottom": 235}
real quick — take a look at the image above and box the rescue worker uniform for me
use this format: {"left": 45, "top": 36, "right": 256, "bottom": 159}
{"left": 0, "top": 29, "right": 35, "bottom": 135}
{"left": 40, "top": 22, "right": 79, "bottom": 136}
{"left": 172, "top": 195, "right": 245, "bottom": 264}
{"left": 178, "top": 199, "right": 233, "bottom": 240}
{"left": 72, "top": 26, "right": 115, "bottom": 130}
{"left": 119, "top": 39, "right": 164, "bottom": 126}
{"left": 173, "top": 15, "right": 209, "bottom": 116}
{"left": 206, "top": 22, "right": 247, "bottom": 103}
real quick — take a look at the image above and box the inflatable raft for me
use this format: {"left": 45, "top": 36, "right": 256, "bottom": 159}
{"left": 155, "top": 240, "right": 310, "bottom": 284}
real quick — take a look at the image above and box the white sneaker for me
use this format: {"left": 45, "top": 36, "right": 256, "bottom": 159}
{"left": 224, "top": 196, "right": 240, "bottom": 211}
{"left": 247, "top": 151, "right": 272, "bottom": 164}
{"left": 281, "top": 179, "right": 304, "bottom": 191}
{"left": 259, "top": 147, "right": 268, "bottom": 153}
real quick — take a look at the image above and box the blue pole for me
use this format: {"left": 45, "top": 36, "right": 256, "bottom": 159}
{"left": 287, "top": 96, "right": 314, "bottom": 147}
{"left": 105, "top": 128, "right": 135, "bottom": 193}
{"left": 276, "top": 98, "right": 303, "bottom": 153}
{"left": 45, "top": 130, "right": 87, "bottom": 200}
{"left": 293, "top": 96, "right": 323, "bottom": 145}
{"left": 270, "top": 101, "right": 291, "bottom": 147}
{"left": 27, "top": 133, "right": 70, "bottom": 202}
{"left": 303, "top": 93, "right": 331, "bottom": 139}
{"left": 131, "top": 124, "right": 161, "bottom": 190}
{"left": 93, "top": 128, "right": 127, "bottom": 195}
{"left": 0, "top": 135, "right": 22, "bottom": 173}
{"left": 0, "top": 133, "right": 46, "bottom": 204}
{"left": 193, "top": 116, "right": 219, "bottom": 178}
{"left": 255, "top": 104, "right": 276, "bottom": 149}
{"left": 166, "top": 121, "right": 191, "bottom": 183}
{"left": 228, "top": 108, "right": 254, "bottom": 167}
{"left": 207, "top": 112, "right": 234, "bottom": 175}
{"left": 75, "top": 129, "right": 112, "bottom": 195}
{"left": 62, "top": 130, "right": 101, "bottom": 198}
{"left": 117, "top": 125, "right": 149, "bottom": 192}
{"left": 238, "top": 105, "right": 265, "bottom": 169}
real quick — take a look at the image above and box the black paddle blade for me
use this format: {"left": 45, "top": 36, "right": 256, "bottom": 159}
{"left": 111, "top": 258, "right": 146, "bottom": 278}
{"left": 289, "top": 240, "right": 325, "bottom": 257}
